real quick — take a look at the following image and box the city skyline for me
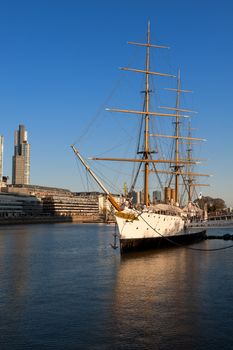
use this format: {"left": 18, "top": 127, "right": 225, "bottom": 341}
{"left": 0, "top": 1, "right": 233, "bottom": 206}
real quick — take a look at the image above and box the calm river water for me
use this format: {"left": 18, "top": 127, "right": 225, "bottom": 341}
{"left": 0, "top": 223, "right": 233, "bottom": 350}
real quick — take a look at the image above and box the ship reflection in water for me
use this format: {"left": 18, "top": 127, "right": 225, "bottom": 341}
{"left": 0, "top": 226, "right": 31, "bottom": 299}
{"left": 111, "top": 242, "right": 233, "bottom": 349}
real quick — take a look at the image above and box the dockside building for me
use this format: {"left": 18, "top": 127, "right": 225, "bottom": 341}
{"left": 0, "top": 192, "right": 42, "bottom": 217}
{"left": 4, "top": 185, "right": 119, "bottom": 220}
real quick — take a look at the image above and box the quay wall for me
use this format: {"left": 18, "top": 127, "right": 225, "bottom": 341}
{"left": 0, "top": 214, "right": 108, "bottom": 226}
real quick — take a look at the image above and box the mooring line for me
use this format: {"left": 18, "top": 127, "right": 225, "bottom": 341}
{"left": 137, "top": 211, "right": 233, "bottom": 252}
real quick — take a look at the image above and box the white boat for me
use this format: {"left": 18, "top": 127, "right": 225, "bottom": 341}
{"left": 72, "top": 21, "right": 209, "bottom": 253}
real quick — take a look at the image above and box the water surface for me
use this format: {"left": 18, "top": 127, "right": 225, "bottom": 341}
{"left": 0, "top": 224, "right": 233, "bottom": 349}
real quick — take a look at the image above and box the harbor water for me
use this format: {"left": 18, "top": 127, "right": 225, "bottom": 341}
{"left": 0, "top": 223, "right": 233, "bottom": 350}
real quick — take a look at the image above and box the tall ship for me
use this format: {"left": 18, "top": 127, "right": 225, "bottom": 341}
{"left": 72, "top": 22, "right": 209, "bottom": 253}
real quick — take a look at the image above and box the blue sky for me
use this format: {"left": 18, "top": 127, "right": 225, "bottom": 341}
{"left": 1, "top": 0, "right": 233, "bottom": 206}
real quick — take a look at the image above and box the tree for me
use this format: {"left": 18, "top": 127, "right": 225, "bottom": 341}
{"left": 194, "top": 196, "right": 226, "bottom": 212}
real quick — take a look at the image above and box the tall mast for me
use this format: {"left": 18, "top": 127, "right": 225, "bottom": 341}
{"left": 144, "top": 20, "right": 151, "bottom": 206}
{"left": 92, "top": 23, "right": 178, "bottom": 206}
{"left": 154, "top": 72, "right": 210, "bottom": 204}
{"left": 175, "top": 68, "right": 181, "bottom": 203}
{"left": 185, "top": 121, "right": 210, "bottom": 202}
{"left": 159, "top": 71, "right": 196, "bottom": 204}
{"left": 187, "top": 119, "right": 193, "bottom": 202}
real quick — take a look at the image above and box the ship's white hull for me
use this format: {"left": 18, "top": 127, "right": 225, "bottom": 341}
{"left": 115, "top": 210, "right": 206, "bottom": 253}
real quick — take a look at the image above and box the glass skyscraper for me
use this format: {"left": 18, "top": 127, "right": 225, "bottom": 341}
{"left": 12, "top": 125, "right": 30, "bottom": 185}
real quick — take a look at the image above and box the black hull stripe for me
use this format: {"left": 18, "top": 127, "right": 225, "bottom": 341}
{"left": 120, "top": 230, "right": 207, "bottom": 253}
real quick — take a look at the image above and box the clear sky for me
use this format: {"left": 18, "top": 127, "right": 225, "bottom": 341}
{"left": 1, "top": 0, "right": 233, "bottom": 206}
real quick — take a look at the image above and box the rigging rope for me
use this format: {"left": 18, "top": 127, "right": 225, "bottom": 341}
{"left": 73, "top": 44, "right": 141, "bottom": 147}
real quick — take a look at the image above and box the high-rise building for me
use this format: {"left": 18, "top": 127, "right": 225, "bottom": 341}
{"left": 153, "top": 190, "right": 162, "bottom": 204}
{"left": 12, "top": 125, "right": 30, "bottom": 185}
{"left": 0, "top": 135, "right": 3, "bottom": 184}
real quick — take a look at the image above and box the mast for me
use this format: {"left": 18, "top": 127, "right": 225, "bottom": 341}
{"left": 151, "top": 74, "right": 210, "bottom": 200}
{"left": 90, "top": 23, "right": 187, "bottom": 206}
{"left": 175, "top": 68, "right": 181, "bottom": 203}
{"left": 144, "top": 20, "right": 151, "bottom": 206}
{"left": 185, "top": 121, "right": 210, "bottom": 202}
{"left": 159, "top": 71, "right": 197, "bottom": 205}
{"left": 187, "top": 119, "right": 193, "bottom": 202}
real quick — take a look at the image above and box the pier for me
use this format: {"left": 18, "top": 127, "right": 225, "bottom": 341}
{"left": 206, "top": 234, "right": 233, "bottom": 240}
